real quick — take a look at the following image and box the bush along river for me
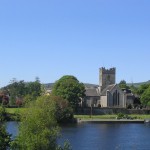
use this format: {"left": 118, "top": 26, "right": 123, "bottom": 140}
{"left": 6, "top": 121, "right": 150, "bottom": 150}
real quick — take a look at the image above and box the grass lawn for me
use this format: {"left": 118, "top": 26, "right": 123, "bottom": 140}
{"left": 6, "top": 107, "right": 27, "bottom": 115}
{"left": 5, "top": 108, "right": 150, "bottom": 120}
{"left": 129, "top": 114, "right": 150, "bottom": 119}
{"left": 74, "top": 114, "right": 150, "bottom": 119}
{"left": 74, "top": 115, "right": 117, "bottom": 119}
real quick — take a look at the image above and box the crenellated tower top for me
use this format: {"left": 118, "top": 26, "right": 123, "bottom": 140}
{"left": 99, "top": 67, "right": 116, "bottom": 92}
{"left": 100, "top": 67, "right": 116, "bottom": 74}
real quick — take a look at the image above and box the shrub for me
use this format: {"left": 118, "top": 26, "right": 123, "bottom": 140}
{"left": 0, "top": 106, "right": 6, "bottom": 121}
{"left": 16, "top": 98, "right": 23, "bottom": 107}
{"left": 12, "top": 95, "right": 72, "bottom": 150}
{"left": 127, "top": 104, "right": 132, "bottom": 109}
{"left": 0, "top": 125, "right": 11, "bottom": 149}
{"left": 117, "top": 113, "right": 124, "bottom": 119}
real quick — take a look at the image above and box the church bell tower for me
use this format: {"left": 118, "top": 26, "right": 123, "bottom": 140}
{"left": 99, "top": 67, "right": 116, "bottom": 92}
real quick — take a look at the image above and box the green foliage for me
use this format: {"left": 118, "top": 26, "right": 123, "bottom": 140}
{"left": 0, "top": 124, "right": 12, "bottom": 149}
{"left": 119, "top": 80, "right": 129, "bottom": 89}
{"left": 140, "top": 86, "right": 150, "bottom": 106}
{"left": 0, "top": 91, "right": 9, "bottom": 106}
{"left": 129, "top": 85, "right": 138, "bottom": 94}
{"left": 12, "top": 95, "right": 58, "bottom": 150}
{"left": 6, "top": 79, "right": 27, "bottom": 105}
{"left": 117, "top": 113, "right": 124, "bottom": 119}
{"left": 52, "top": 96, "right": 73, "bottom": 123}
{"left": 137, "top": 83, "right": 150, "bottom": 96}
{"left": 56, "top": 140, "right": 72, "bottom": 150}
{"left": 26, "top": 80, "right": 42, "bottom": 99}
{"left": 12, "top": 95, "right": 72, "bottom": 150}
{"left": 0, "top": 106, "right": 6, "bottom": 121}
{"left": 3, "top": 78, "right": 43, "bottom": 106}
{"left": 52, "top": 75, "right": 85, "bottom": 110}
{"left": 127, "top": 104, "right": 132, "bottom": 109}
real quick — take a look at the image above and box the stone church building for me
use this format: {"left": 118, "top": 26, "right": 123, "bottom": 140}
{"left": 83, "top": 67, "right": 134, "bottom": 108}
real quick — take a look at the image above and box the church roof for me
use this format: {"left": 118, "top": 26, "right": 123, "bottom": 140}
{"left": 85, "top": 88, "right": 100, "bottom": 97}
{"left": 101, "top": 84, "right": 116, "bottom": 96}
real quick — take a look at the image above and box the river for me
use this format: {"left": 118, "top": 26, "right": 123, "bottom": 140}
{"left": 6, "top": 121, "right": 150, "bottom": 150}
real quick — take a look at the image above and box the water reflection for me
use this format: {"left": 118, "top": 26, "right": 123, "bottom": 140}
{"left": 59, "top": 123, "right": 150, "bottom": 150}
{"left": 6, "top": 121, "right": 19, "bottom": 139}
{"left": 6, "top": 122, "right": 150, "bottom": 150}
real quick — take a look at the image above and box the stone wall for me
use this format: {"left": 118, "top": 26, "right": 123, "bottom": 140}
{"left": 76, "top": 107, "right": 150, "bottom": 115}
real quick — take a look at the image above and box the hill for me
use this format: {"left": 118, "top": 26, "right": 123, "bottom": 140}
{"left": 127, "top": 80, "right": 150, "bottom": 87}
{"left": 43, "top": 83, "right": 98, "bottom": 89}
{"left": 44, "top": 80, "right": 150, "bottom": 90}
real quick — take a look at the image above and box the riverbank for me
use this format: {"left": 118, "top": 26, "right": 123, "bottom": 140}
{"left": 6, "top": 121, "right": 150, "bottom": 150}
{"left": 74, "top": 114, "right": 150, "bottom": 119}
{"left": 4, "top": 108, "right": 150, "bottom": 122}
{"left": 76, "top": 118, "right": 144, "bottom": 123}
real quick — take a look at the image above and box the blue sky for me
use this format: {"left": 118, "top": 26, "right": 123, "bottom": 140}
{"left": 0, "top": 0, "right": 150, "bottom": 87}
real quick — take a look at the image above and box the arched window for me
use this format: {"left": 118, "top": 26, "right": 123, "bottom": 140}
{"left": 113, "top": 92, "right": 116, "bottom": 106}
{"left": 113, "top": 90, "right": 119, "bottom": 106}
{"left": 118, "top": 93, "right": 120, "bottom": 106}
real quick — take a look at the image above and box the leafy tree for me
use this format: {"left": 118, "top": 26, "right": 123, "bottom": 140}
{"left": 52, "top": 75, "right": 85, "bottom": 110}
{"left": 0, "top": 124, "right": 11, "bottom": 149}
{"left": 12, "top": 95, "right": 72, "bottom": 150}
{"left": 0, "top": 106, "right": 6, "bottom": 121}
{"left": 3, "top": 78, "right": 43, "bottom": 106}
{"left": 52, "top": 96, "right": 73, "bottom": 123}
{"left": 12, "top": 95, "right": 59, "bottom": 150}
{"left": 0, "top": 92, "right": 9, "bottom": 106}
{"left": 16, "top": 97, "right": 23, "bottom": 107}
{"left": 129, "top": 85, "right": 138, "bottom": 94}
{"left": 26, "top": 80, "right": 42, "bottom": 99}
{"left": 137, "top": 83, "right": 150, "bottom": 96}
{"left": 0, "top": 106, "right": 11, "bottom": 149}
{"left": 119, "top": 80, "right": 129, "bottom": 89}
{"left": 3, "top": 79, "right": 27, "bottom": 105}
{"left": 140, "top": 86, "right": 150, "bottom": 106}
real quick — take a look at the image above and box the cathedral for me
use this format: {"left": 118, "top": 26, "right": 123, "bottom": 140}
{"left": 83, "top": 67, "right": 134, "bottom": 108}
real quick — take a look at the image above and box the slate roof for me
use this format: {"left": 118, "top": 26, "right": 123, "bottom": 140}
{"left": 101, "top": 84, "right": 116, "bottom": 96}
{"left": 85, "top": 88, "right": 100, "bottom": 97}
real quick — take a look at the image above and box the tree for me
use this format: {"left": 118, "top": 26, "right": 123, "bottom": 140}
{"left": 12, "top": 95, "right": 59, "bottom": 150}
{"left": 0, "top": 92, "right": 9, "bottom": 106}
{"left": 140, "top": 86, "right": 150, "bottom": 107}
{"left": 52, "top": 75, "right": 85, "bottom": 110}
{"left": 0, "top": 106, "right": 7, "bottom": 121}
{"left": 23, "top": 80, "right": 42, "bottom": 104}
{"left": 26, "top": 80, "right": 42, "bottom": 98}
{"left": 0, "top": 106, "right": 11, "bottom": 149}
{"left": 129, "top": 85, "right": 138, "bottom": 94}
{"left": 2, "top": 78, "right": 43, "bottom": 106}
{"left": 0, "top": 124, "right": 11, "bottom": 149}
{"left": 119, "top": 80, "right": 129, "bottom": 89}
{"left": 137, "top": 83, "right": 150, "bottom": 96}
{"left": 3, "top": 79, "right": 27, "bottom": 105}
{"left": 52, "top": 96, "right": 73, "bottom": 123}
{"left": 12, "top": 95, "right": 72, "bottom": 150}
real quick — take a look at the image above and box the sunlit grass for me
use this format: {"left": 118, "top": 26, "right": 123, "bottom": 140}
{"left": 74, "top": 115, "right": 116, "bottom": 119}
{"left": 6, "top": 108, "right": 27, "bottom": 115}
{"left": 74, "top": 114, "right": 150, "bottom": 119}
{"left": 6, "top": 108, "right": 150, "bottom": 120}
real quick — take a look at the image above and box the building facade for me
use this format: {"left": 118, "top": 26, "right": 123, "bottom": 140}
{"left": 84, "top": 67, "right": 134, "bottom": 108}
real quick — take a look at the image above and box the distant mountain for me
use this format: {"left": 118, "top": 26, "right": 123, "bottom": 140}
{"left": 83, "top": 83, "right": 99, "bottom": 88}
{"left": 43, "top": 83, "right": 98, "bottom": 89}
{"left": 44, "top": 80, "right": 150, "bottom": 89}
{"left": 44, "top": 83, "right": 54, "bottom": 89}
{"left": 127, "top": 80, "right": 150, "bottom": 87}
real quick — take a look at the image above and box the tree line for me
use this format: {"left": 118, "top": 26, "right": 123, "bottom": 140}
{"left": 0, "top": 75, "right": 85, "bottom": 150}
{"left": 119, "top": 80, "right": 150, "bottom": 107}
{"left": 1, "top": 76, "right": 150, "bottom": 149}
